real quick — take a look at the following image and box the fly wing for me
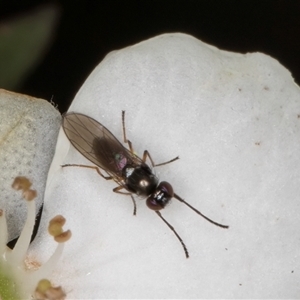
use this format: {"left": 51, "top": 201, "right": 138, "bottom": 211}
{"left": 62, "top": 112, "right": 141, "bottom": 177}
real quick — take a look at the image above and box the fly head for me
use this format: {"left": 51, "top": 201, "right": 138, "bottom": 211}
{"left": 146, "top": 181, "right": 174, "bottom": 211}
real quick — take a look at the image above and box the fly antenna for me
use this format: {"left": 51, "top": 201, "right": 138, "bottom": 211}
{"left": 173, "top": 194, "right": 229, "bottom": 229}
{"left": 155, "top": 211, "right": 189, "bottom": 258}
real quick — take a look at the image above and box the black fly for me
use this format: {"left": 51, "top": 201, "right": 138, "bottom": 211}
{"left": 62, "top": 111, "right": 229, "bottom": 258}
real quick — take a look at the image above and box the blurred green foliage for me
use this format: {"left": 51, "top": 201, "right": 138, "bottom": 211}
{"left": 0, "top": 4, "right": 59, "bottom": 89}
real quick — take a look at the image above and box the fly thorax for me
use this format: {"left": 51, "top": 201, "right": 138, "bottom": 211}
{"left": 125, "top": 164, "right": 158, "bottom": 196}
{"left": 124, "top": 165, "right": 135, "bottom": 178}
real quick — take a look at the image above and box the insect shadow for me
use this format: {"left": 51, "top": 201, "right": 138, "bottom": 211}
{"left": 62, "top": 111, "right": 229, "bottom": 258}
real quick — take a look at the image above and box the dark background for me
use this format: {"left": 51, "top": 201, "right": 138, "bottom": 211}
{"left": 1, "top": 0, "right": 300, "bottom": 113}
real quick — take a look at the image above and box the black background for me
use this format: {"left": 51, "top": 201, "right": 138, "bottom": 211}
{"left": 1, "top": 0, "right": 300, "bottom": 113}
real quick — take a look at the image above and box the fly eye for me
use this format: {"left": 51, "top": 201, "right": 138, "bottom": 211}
{"left": 146, "top": 197, "right": 164, "bottom": 211}
{"left": 159, "top": 181, "right": 174, "bottom": 197}
{"left": 146, "top": 181, "right": 174, "bottom": 211}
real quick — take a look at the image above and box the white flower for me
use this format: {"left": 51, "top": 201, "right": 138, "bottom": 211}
{"left": 0, "top": 90, "right": 63, "bottom": 299}
{"left": 2, "top": 33, "right": 300, "bottom": 298}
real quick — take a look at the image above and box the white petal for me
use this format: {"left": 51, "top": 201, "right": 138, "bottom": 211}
{"left": 35, "top": 33, "right": 300, "bottom": 298}
{"left": 0, "top": 90, "right": 61, "bottom": 241}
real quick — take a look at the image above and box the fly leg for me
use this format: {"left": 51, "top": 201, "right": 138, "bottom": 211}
{"left": 155, "top": 211, "right": 189, "bottom": 258}
{"left": 62, "top": 164, "right": 112, "bottom": 179}
{"left": 113, "top": 185, "right": 137, "bottom": 216}
{"left": 122, "top": 110, "right": 134, "bottom": 154}
{"left": 62, "top": 163, "right": 137, "bottom": 215}
{"left": 142, "top": 150, "right": 179, "bottom": 167}
{"left": 122, "top": 111, "right": 179, "bottom": 166}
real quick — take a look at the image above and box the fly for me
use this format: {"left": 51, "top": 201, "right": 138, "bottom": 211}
{"left": 62, "top": 111, "right": 229, "bottom": 258}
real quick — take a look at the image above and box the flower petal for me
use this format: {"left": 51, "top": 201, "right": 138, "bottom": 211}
{"left": 0, "top": 90, "right": 61, "bottom": 241}
{"left": 36, "top": 33, "right": 300, "bottom": 298}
